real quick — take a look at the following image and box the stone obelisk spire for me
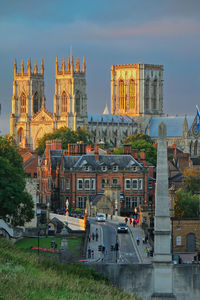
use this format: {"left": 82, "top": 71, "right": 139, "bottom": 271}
{"left": 152, "top": 122, "right": 175, "bottom": 299}
{"left": 154, "top": 122, "right": 171, "bottom": 262}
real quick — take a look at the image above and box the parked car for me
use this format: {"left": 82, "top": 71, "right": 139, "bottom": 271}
{"left": 117, "top": 223, "right": 128, "bottom": 233}
{"left": 97, "top": 214, "right": 105, "bottom": 222}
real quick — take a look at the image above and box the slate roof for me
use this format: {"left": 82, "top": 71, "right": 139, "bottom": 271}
{"left": 73, "top": 154, "right": 143, "bottom": 170}
{"left": 50, "top": 153, "right": 143, "bottom": 171}
{"left": 147, "top": 115, "right": 195, "bottom": 137}
{"left": 88, "top": 113, "right": 133, "bottom": 124}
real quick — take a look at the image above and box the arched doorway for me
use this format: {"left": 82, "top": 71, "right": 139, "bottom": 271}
{"left": 186, "top": 233, "right": 196, "bottom": 252}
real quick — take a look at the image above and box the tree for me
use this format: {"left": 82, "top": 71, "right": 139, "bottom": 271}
{"left": 182, "top": 168, "right": 200, "bottom": 194}
{"left": 113, "top": 134, "right": 157, "bottom": 165}
{"left": 174, "top": 189, "right": 199, "bottom": 218}
{"left": 36, "top": 127, "right": 92, "bottom": 155}
{"left": 0, "top": 136, "right": 34, "bottom": 226}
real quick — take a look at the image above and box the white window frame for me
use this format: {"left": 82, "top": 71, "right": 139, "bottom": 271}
{"left": 132, "top": 179, "right": 138, "bottom": 190}
{"left": 139, "top": 178, "right": 143, "bottom": 190}
{"left": 84, "top": 165, "right": 90, "bottom": 172}
{"left": 113, "top": 165, "right": 118, "bottom": 172}
{"left": 77, "top": 196, "right": 87, "bottom": 208}
{"left": 77, "top": 179, "right": 83, "bottom": 190}
{"left": 101, "top": 165, "right": 107, "bottom": 172}
{"left": 66, "top": 178, "right": 70, "bottom": 190}
{"left": 125, "top": 179, "right": 131, "bottom": 190}
{"left": 91, "top": 178, "right": 95, "bottom": 190}
{"left": 132, "top": 166, "right": 137, "bottom": 172}
{"left": 84, "top": 179, "right": 90, "bottom": 190}
{"left": 176, "top": 236, "right": 182, "bottom": 246}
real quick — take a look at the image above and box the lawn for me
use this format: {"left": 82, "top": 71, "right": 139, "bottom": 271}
{"left": 15, "top": 236, "right": 82, "bottom": 257}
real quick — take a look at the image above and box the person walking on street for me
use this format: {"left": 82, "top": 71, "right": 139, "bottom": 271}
{"left": 95, "top": 232, "right": 99, "bottom": 241}
{"left": 129, "top": 217, "right": 132, "bottom": 225}
{"left": 125, "top": 217, "right": 128, "bottom": 224}
{"left": 92, "top": 232, "right": 95, "bottom": 240}
{"left": 88, "top": 232, "right": 91, "bottom": 242}
{"left": 91, "top": 249, "right": 94, "bottom": 259}
{"left": 88, "top": 247, "right": 91, "bottom": 259}
{"left": 136, "top": 236, "right": 140, "bottom": 245}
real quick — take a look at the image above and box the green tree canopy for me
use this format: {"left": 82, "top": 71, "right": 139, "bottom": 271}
{"left": 113, "top": 134, "right": 157, "bottom": 165}
{"left": 174, "top": 189, "right": 199, "bottom": 218}
{"left": 0, "top": 136, "right": 34, "bottom": 226}
{"left": 36, "top": 127, "right": 92, "bottom": 155}
{"left": 182, "top": 168, "right": 200, "bottom": 194}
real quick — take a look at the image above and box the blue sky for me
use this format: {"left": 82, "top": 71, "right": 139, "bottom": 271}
{"left": 1, "top": 0, "right": 200, "bottom": 134}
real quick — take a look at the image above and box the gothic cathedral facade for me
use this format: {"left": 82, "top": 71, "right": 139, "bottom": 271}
{"left": 10, "top": 56, "right": 87, "bottom": 149}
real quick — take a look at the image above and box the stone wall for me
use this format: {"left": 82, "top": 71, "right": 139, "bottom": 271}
{"left": 89, "top": 263, "right": 200, "bottom": 300}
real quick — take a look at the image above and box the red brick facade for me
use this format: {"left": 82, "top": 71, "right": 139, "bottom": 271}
{"left": 37, "top": 140, "right": 156, "bottom": 215}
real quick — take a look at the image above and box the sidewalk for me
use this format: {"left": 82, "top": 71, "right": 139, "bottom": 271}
{"left": 127, "top": 224, "right": 152, "bottom": 264}
{"left": 86, "top": 223, "right": 104, "bottom": 262}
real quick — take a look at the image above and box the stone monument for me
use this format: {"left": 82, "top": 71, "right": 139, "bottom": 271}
{"left": 151, "top": 122, "right": 176, "bottom": 299}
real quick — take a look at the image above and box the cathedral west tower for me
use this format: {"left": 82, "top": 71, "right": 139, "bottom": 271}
{"left": 10, "top": 58, "right": 45, "bottom": 148}
{"left": 54, "top": 55, "right": 88, "bottom": 131}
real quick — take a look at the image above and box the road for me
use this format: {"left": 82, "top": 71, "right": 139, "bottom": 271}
{"left": 91, "top": 219, "right": 139, "bottom": 264}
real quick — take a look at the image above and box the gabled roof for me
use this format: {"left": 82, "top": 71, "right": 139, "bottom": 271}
{"left": 88, "top": 113, "right": 133, "bottom": 124}
{"left": 147, "top": 115, "right": 195, "bottom": 137}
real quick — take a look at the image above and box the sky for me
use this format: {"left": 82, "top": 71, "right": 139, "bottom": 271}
{"left": 0, "top": 0, "right": 200, "bottom": 134}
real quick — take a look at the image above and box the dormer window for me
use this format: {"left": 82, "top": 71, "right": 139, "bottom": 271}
{"left": 113, "top": 165, "right": 118, "bottom": 172}
{"left": 132, "top": 166, "right": 137, "bottom": 172}
{"left": 84, "top": 165, "right": 90, "bottom": 172}
{"left": 101, "top": 165, "right": 107, "bottom": 172}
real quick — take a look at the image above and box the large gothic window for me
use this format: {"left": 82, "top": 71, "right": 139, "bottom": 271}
{"left": 62, "top": 91, "right": 68, "bottom": 113}
{"left": 33, "top": 92, "right": 39, "bottom": 114}
{"left": 17, "top": 128, "right": 24, "bottom": 144}
{"left": 152, "top": 79, "right": 157, "bottom": 110}
{"left": 119, "top": 80, "right": 125, "bottom": 110}
{"left": 20, "top": 92, "right": 26, "bottom": 113}
{"left": 130, "top": 80, "right": 136, "bottom": 110}
{"left": 75, "top": 91, "right": 81, "bottom": 115}
{"left": 194, "top": 140, "right": 198, "bottom": 156}
{"left": 145, "top": 79, "right": 149, "bottom": 110}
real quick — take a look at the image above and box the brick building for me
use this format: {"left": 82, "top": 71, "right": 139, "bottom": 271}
{"left": 37, "top": 140, "right": 155, "bottom": 215}
{"left": 172, "top": 218, "right": 200, "bottom": 253}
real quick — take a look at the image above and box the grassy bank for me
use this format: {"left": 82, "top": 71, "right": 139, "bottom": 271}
{"left": 0, "top": 238, "right": 141, "bottom": 300}
{"left": 15, "top": 236, "right": 82, "bottom": 257}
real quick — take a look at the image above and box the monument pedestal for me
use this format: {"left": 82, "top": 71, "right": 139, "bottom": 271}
{"left": 151, "top": 262, "right": 176, "bottom": 299}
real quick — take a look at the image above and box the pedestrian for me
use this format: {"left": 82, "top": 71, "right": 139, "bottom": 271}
{"left": 106, "top": 213, "right": 108, "bottom": 220}
{"left": 95, "top": 232, "right": 99, "bottom": 241}
{"left": 136, "top": 236, "right": 140, "bottom": 245}
{"left": 125, "top": 217, "right": 128, "bottom": 224}
{"left": 133, "top": 220, "right": 136, "bottom": 227}
{"left": 88, "top": 232, "right": 91, "bottom": 242}
{"left": 147, "top": 247, "right": 150, "bottom": 257}
{"left": 88, "top": 247, "right": 91, "bottom": 258}
{"left": 144, "top": 247, "right": 148, "bottom": 256}
{"left": 91, "top": 249, "right": 94, "bottom": 259}
{"left": 92, "top": 232, "right": 95, "bottom": 240}
{"left": 129, "top": 217, "right": 132, "bottom": 225}
{"left": 142, "top": 236, "right": 145, "bottom": 244}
